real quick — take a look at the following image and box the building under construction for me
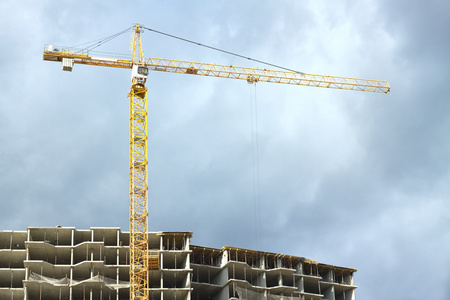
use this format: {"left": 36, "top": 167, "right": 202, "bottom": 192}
{"left": 0, "top": 227, "right": 356, "bottom": 300}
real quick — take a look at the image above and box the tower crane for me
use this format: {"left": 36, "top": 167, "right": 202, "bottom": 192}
{"left": 42, "top": 24, "right": 390, "bottom": 300}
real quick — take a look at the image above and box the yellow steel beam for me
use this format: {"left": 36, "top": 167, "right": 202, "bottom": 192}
{"left": 43, "top": 51, "right": 390, "bottom": 93}
{"left": 129, "top": 83, "right": 148, "bottom": 300}
{"left": 129, "top": 24, "right": 148, "bottom": 300}
{"left": 145, "top": 57, "right": 390, "bottom": 93}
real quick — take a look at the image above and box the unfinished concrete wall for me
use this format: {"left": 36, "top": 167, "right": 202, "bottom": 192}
{"left": 23, "top": 227, "right": 129, "bottom": 300}
{"left": 148, "top": 232, "right": 192, "bottom": 300}
{"left": 0, "top": 230, "right": 27, "bottom": 300}
{"left": 190, "top": 246, "right": 357, "bottom": 300}
{"left": 0, "top": 227, "right": 356, "bottom": 300}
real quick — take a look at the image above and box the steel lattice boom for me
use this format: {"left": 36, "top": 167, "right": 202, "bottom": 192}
{"left": 43, "top": 49, "right": 390, "bottom": 94}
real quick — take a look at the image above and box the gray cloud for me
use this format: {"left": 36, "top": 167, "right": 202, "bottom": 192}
{"left": 1, "top": 1, "right": 449, "bottom": 300}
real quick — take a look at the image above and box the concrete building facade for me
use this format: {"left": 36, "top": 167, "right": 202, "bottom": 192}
{"left": 0, "top": 227, "right": 357, "bottom": 300}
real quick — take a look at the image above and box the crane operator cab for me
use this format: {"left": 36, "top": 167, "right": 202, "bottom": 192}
{"left": 131, "top": 65, "right": 149, "bottom": 85}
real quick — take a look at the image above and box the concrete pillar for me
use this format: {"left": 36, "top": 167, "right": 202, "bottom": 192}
{"left": 257, "top": 255, "right": 266, "bottom": 288}
{"left": 70, "top": 267, "right": 73, "bottom": 300}
{"left": 345, "top": 289, "right": 356, "bottom": 300}
{"left": 70, "top": 230, "right": 74, "bottom": 300}
{"left": 115, "top": 229, "right": 120, "bottom": 300}
{"left": 220, "top": 250, "right": 228, "bottom": 267}
{"left": 296, "top": 276, "right": 304, "bottom": 293}
{"left": 260, "top": 255, "right": 265, "bottom": 270}
{"left": 26, "top": 229, "right": 30, "bottom": 261}
{"left": 160, "top": 264, "right": 164, "bottom": 288}
{"left": 185, "top": 235, "right": 189, "bottom": 250}
{"left": 24, "top": 230, "right": 29, "bottom": 300}
{"left": 186, "top": 252, "right": 190, "bottom": 270}
{"left": 323, "top": 285, "right": 335, "bottom": 300}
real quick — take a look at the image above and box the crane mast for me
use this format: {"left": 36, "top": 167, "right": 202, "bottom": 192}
{"left": 42, "top": 24, "right": 390, "bottom": 300}
{"left": 129, "top": 24, "right": 149, "bottom": 300}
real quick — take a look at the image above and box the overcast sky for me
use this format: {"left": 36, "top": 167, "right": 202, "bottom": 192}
{"left": 1, "top": 1, "right": 450, "bottom": 299}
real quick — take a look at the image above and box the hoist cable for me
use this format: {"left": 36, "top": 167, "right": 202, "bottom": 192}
{"left": 249, "top": 83, "right": 262, "bottom": 250}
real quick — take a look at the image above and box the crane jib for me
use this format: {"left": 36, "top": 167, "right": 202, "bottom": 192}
{"left": 42, "top": 49, "right": 390, "bottom": 93}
